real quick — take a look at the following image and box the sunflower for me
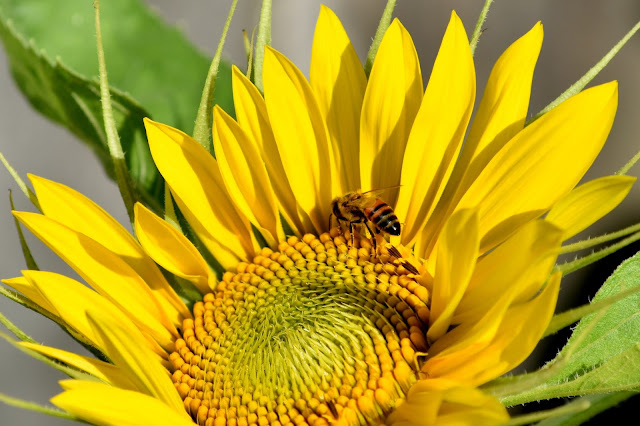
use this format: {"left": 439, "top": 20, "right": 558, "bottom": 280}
{"left": 3, "top": 5, "right": 634, "bottom": 426}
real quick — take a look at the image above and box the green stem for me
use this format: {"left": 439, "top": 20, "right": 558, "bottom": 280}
{"left": 528, "top": 19, "right": 640, "bottom": 124}
{"left": 616, "top": 147, "right": 640, "bottom": 175}
{"left": 94, "top": 1, "right": 136, "bottom": 226}
{"left": 364, "top": 0, "right": 397, "bottom": 77}
{"left": 253, "top": 0, "right": 272, "bottom": 92}
{"left": 560, "top": 221, "right": 640, "bottom": 254}
{"left": 192, "top": 0, "right": 239, "bottom": 151}
{"left": 504, "top": 399, "right": 591, "bottom": 426}
{"left": 555, "top": 230, "right": 640, "bottom": 275}
{"left": 469, "top": 0, "right": 494, "bottom": 56}
{"left": 0, "top": 312, "right": 35, "bottom": 343}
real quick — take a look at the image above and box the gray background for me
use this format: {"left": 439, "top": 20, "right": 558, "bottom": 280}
{"left": 1, "top": 1, "right": 639, "bottom": 424}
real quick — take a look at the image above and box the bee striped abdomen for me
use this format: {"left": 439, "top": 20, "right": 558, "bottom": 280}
{"left": 365, "top": 199, "right": 401, "bottom": 236}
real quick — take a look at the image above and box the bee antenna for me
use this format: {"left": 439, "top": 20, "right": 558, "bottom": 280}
{"left": 360, "top": 184, "right": 403, "bottom": 195}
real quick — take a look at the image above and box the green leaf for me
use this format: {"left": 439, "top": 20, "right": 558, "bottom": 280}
{"left": 0, "top": 0, "right": 234, "bottom": 126}
{"left": 502, "top": 251, "right": 640, "bottom": 405}
{"left": 535, "top": 392, "right": 637, "bottom": 426}
{"left": 0, "top": 0, "right": 234, "bottom": 205}
{"left": 0, "top": 14, "right": 157, "bottom": 197}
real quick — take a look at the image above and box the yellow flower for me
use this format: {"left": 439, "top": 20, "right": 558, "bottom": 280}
{"left": 3, "top": 5, "right": 634, "bottom": 426}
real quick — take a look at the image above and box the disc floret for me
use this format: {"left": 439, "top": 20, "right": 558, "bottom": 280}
{"left": 170, "top": 231, "right": 430, "bottom": 425}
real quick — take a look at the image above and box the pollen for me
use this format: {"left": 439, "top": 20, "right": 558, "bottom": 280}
{"left": 169, "top": 230, "right": 431, "bottom": 425}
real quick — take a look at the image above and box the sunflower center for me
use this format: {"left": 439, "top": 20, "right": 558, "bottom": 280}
{"left": 169, "top": 230, "right": 431, "bottom": 425}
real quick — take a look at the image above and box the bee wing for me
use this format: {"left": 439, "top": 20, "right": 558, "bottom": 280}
{"left": 354, "top": 191, "right": 380, "bottom": 208}
{"left": 360, "top": 188, "right": 386, "bottom": 197}
{"left": 361, "top": 184, "right": 402, "bottom": 198}
{"left": 358, "top": 185, "right": 402, "bottom": 207}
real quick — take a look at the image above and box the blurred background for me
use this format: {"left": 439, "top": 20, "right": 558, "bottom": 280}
{"left": 1, "top": 1, "right": 639, "bottom": 424}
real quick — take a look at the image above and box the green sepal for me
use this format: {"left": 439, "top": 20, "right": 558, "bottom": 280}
{"left": 364, "top": 0, "right": 397, "bottom": 77}
{"left": 0, "top": 330, "right": 100, "bottom": 383}
{"left": 253, "top": 0, "right": 272, "bottom": 92}
{"left": 192, "top": 0, "right": 238, "bottom": 151}
{"left": 469, "top": 0, "right": 494, "bottom": 56}
{"left": 0, "top": 286, "right": 109, "bottom": 362}
{"left": 159, "top": 268, "right": 201, "bottom": 313}
{"left": 528, "top": 19, "right": 640, "bottom": 124}
{"left": 0, "top": 392, "right": 77, "bottom": 421}
{"left": 556, "top": 231, "right": 640, "bottom": 275}
{"left": 560, "top": 222, "right": 640, "bottom": 255}
{"left": 0, "top": 153, "right": 39, "bottom": 209}
{"left": 9, "top": 191, "right": 39, "bottom": 271}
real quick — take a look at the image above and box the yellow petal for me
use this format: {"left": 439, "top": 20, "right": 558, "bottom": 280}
{"left": 427, "top": 209, "right": 479, "bottom": 344}
{"left": 423, "top": 289, "right": 512, "bottom": 383}
{"left": 2, "top": 276, "right": 57, "bottom": 314}
{"left": 263, "top": 46, "right": 333, "bottom": 232}
{"left": 389, "top": 379, "right": 509, "bottom": 426}
{"left": 29, "top": 174, "right": 190, "bottom": 325}
{"left": 19, "top": 342, "right": 136, "bottom": 390}
{"left": 394, "top": 11, "right": 475, "bottom": 246}
{"left": 310, "top": 5, "right": 366, "bottom": 193}
{"left": 462, "top": 272, "right": 562, "bottom": 385}
{"left": 435, "top": 388, "right": 509, "bottom": 426}
{"left": 144, "top": 118, "right": 254, "bottom": 268}
{"left": 456, "top": 82, "right": 618, "bottom": 249}
{"left": 478, "top": 209, "right": 548, "bottom": 254}
{"left": 389, "top": 381, "right": 444, "bottom": 425}
{"left": 546, "top": 175, "right": 636, "bottom": 240}
{"left": 426, "top": 270, "right": 562, "bottom": 386}
{"left": 360, "top": 19, "right": 422, "bottom": 203}
{"left": 15, "top": 212, "right": 177, "bottom": 350}
{"left": 85, "top": 309, "right": 185, "bottom": 413}
{"left": 460, "top": 22, "right": 543, "bottom": 175}
{"left": 232, "top": 66, "right": 310, "bottom": 235}
{"left": 453, "top": 220, "right": 562, "bottom": 324}
{"left": 134, "top": 203, "right": 215, "bottom": 294}
{"left": 212, "top": 106, "right": 283, "bottom": 245}
{"left": 23, "top": 270, "right": 163, "bottom": 356}
{"left": 52, "top": 381, "right": 193, "bottom": 425}
{"left": 423, "top": 24, "right": 544, "bottom": 254}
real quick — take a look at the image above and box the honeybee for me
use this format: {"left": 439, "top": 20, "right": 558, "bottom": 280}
{"left": 329, "top": 189, "right": 401, "bottom": 251}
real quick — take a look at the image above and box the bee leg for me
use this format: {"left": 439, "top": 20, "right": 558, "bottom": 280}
{"left": 363, "top": 221, "right": 377, "bottom": 255}
{"left": 328, "top": 212, "right": 334, "bottom": 232}
{"left": 334, "top": 215, "right": 349, "bottom": 238}
{"left": 349, "top": 221, "right": 356, "bottom": 246}
{"left": 349, "top": 218, "right": 362, "bottom": 247}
